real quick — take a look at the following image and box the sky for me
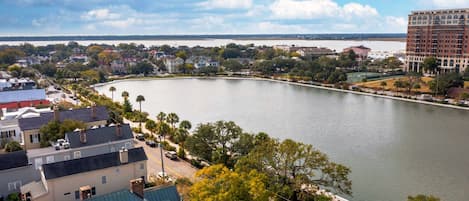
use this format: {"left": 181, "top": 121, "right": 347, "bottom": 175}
{"left": 0, "top": 0, "right": 468, "bottom": 36}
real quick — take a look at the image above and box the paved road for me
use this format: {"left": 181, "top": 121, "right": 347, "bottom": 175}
{"left": 133, "top": 137, "right": 198, "bottom": 182}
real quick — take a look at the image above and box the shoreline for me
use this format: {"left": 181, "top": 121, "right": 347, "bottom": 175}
{"left": 93, "top": 76, "right": 469, "bottom": 111}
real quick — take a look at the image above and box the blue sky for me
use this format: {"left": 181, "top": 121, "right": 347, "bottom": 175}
{"left": 0, "top": 0, "right": 468, "bottom": 35}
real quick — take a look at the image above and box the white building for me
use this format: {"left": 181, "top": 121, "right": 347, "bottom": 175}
{"left": 163, "top": 57, "right": 184, "bottom": 73}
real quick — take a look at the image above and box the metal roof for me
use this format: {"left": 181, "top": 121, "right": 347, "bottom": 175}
{"left": 42, "top": 147, "right": 147, "bottom": 180}
{"left": 0, "top": 89, "right": 46, "bottom": 103}
{"left": 86, "top": 186, "right": 181, "bottom": 201}
{"left": 0, "top": 150, "right": 29, "bottom": 171}
{"left": 66, "top": 124, "right": 133, "bottom": 149}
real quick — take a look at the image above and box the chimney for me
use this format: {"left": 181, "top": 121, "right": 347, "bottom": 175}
{"left": 116, "top": 123, "right": 122, "bottom": 137}
{"left": 130, "top": 178, "right": 144, "bottom": 199}
{"left": 119, "top": 148, "right": 128, "bottom": 164}
{"left": 91, "top": 103, "right": 97, "bottom": 119}
{"left": 53, "top": 105, "right": 60, "bottom": 121}
{"left": 79, "top": 129, "right": 87, "bottom": 144}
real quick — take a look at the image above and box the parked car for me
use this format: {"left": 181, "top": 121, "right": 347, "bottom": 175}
{"left": 145, "top": 140, "right": 156, "bottom": 148}
{"left": 54, "top": 139, "right": 70, "bottom": 150}
{"left": 165, "top": 151, "right": 177, "bottom": 160}
{"left": 135, "top": 134, "right": 145, "bottom": 141}
{"left": 156, "top": 171, "right": 173, "bottom": 182}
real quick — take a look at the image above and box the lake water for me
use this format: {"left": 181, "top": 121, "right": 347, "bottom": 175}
{"left": 95, "top": 78, "right": 469, "bottom": 201}
{"left": 0, "top": 39, "right": 405, "bottom": 52}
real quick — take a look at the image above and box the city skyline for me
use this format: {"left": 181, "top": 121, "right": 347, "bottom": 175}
{"left": 1, "top": 0, "right": 469, "bottom": 36}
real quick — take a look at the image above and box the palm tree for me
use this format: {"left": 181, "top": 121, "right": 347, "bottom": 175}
{"left": 157, "top": 111, "right": 167, "bottom": 122}
{"left": 121, "top": 91, "right": 129, "bottom": 100}
{"left": 136, "top": 95, "right": 145, "bottom": 129}
{"left": 167, "top": 113, "right": 179, "bottom": 128}
{"left": 179, "top": 120, "right": 192, "bottom": 130}
{"left": 145, "top": 119, "right": 157, "bottom": 137}
{"left": 380, "top": 81, "right": 387, "bottom": 92}
{"left": 109, "top": 86, "right": 116, "bottom": 101}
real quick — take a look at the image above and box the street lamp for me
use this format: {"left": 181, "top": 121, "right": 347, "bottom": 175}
{"left": 158, "top": 135, "right": 165, "bottom": 180}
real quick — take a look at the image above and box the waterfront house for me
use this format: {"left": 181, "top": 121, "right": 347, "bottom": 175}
{"left": 18, "top": 105, "right": 109, "bottom": 150}
{"left": 27, "top": 124, "right": 134, "bottom": 172}
{"left": 343, "top": 45, "right": 371, "bottom": 61}
{"left": 163, "top": 57, "right": 184, "bottom": 73}
{"left": 0, "top": 151, "right": 37, "bottom": 200}
{"left": 21, "top": 147, "right": 148, "bottom": 201}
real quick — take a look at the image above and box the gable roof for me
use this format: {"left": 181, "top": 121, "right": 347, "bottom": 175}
{"left": 66, "top": 124, "right": 133, "bottom": 149}
{"left": 86, "top": 186, "right": 181, "bottom": 201}
{"left": 0, "top": 150, "right": 29, "bottom": 171}
{"left": 42, "top": 147, "right": 147, "bottom": 180}
{"left": 18, "top": 106, "right": 109, "bottom": 131}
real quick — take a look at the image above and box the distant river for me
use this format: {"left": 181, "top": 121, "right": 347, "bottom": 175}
{"left": 0, "top": 39, "right": 405, "bottom": 52}
{"left": 95, "top": 78, "right": 469, "bottom": 201}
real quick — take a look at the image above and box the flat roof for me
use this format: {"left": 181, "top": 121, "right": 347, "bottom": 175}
{"left": 0, "top": 89, "right": 46, "bottom": 104}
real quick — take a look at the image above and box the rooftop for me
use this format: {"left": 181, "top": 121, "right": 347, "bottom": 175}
{"left": 42, "top": 147, "right": 147, "bottom": 180}
{"left": 0, "top": 150, "right": 29, "bottom": 171}
{"left": 86, "top": 185, "right": 181, "bottom": 201}
{"left": 0, "top": 89, "right": 46, "bottom": 104}
{"left": 66, "top": 124, "right": 133, "bottom": 149}
{"left": 18, "top": 106, "right": 108, "bottom": 131}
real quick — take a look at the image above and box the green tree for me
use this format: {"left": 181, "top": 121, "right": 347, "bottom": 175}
{"left": 0, "top": 49, "right": 25, "bottom": 65}
{"left": 394, "top": 80, "right": 404, "bottom": 92}
{"left": 179, "top": 120, "right": 192, "bottom": 130}
{"left": 422, "top": 57, "right": 438, "bottom": 74}
{"left": 185, "top": 121, "right": 242, "bottom": 166}
{"left": 235, "top": 138, "right": 352, "bottom": 199}
{"left": 380, "top": 81, "right": 387, "bottom": 91}
{"left": 156, "top": 121, "right": 171, "bottom": 140}
{"left": 429, "top": 73, "right": 464, "bottom": 95}
{"left": 190, "top": 164, "right": 272, "bottom": 201}
{"left": 408, "top": 195, "right": 441, "bottom": 201}
{"left": 145, "top": 119, "right": 157, "bottom": 136}
{"left": 121, "top": 91, "right": 129, "bottom": 100}
{"left": 39, "top": 120, "right": 85, "bottom": 147}
{"left": 167, "top": 113, "right": 180, "bottom": 128}
{"left": 223, "top": 60, "right": 243, "bottom": 72}
{"left": 176, "top": 51, "right": 188, "bottom": 61}
{"left": 157, "top": 111, "right": 167, "bottom": 122}
{"left": 7, "top": 65, "right": 22, "bottom": 77}
{"left": 122, "top": 98, "right": 133, "bottom": 113}
{"left": 109, "top": 86, "right": 116, "bottom": 101}
{"left": 136, "top": 95, "right": 145, "bottom": 129}
{"left": 6, "top": 192, "right": 21, "bottom": 201}
{"left": 4, "top": 141, "right": 22, "bottom": 152}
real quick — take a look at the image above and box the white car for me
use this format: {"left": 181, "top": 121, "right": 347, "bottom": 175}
{"left": 54, "top": 139, "right": 70, "bottom": 150}
{"left": 157, "top": 171, "right": 173, "bottom": 182}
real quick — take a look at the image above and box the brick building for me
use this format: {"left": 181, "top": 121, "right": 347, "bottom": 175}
{"left": 405, "top": 8, "right": 469, "bottom": 74}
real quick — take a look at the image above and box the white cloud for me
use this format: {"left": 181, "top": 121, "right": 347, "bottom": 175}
{"left": 431, "top": 0, "right": 469, "bottom": 8}
{"left": 197, "top": 0, "right": 252, "bottom": 9}
{"left": 385, "top": 16, "right": 407, "bottom": 32}
{"left": 342, "top": 3, "right": 378, "bottom": 18}
{"left": 81, "top": 8, "right": 120, "bottom": 20}
{"left": 269, "top": 0, "right": 378, "bottom": 19}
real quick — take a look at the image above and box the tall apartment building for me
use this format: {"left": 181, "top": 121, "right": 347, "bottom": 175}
{"left": 405, "top": 8, "right": 469, "bottom": 74}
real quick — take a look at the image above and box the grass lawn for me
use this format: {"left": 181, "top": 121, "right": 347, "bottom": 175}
{"left": 357, "top": 76, "right": 434, "bottom": 93}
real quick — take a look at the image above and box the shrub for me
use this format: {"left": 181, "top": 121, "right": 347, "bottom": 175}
{"left": 4, "top": 141, "right": 22, "bottom": 152}
{"left": 177, "top": 148, "right": 186, "bottom": 159}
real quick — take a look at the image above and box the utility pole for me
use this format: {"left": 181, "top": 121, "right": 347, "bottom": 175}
{"left": 158, "top": 135, "right": 165, "bottom": 179}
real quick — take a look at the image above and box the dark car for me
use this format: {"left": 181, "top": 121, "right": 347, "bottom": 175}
{"left": 145, "top": 140, "right": 156, "bottom": 148}
{"left": 135, "top": 134, "right": 145, "bottom": 141}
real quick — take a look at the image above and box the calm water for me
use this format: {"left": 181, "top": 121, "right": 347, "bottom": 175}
{"left": 0, "top": 39, "right": 405, "bottom": 52}
{"left": 95, "top": 78, "right": 469, "bottom": 201}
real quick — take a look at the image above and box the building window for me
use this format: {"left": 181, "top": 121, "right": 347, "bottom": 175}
{"left": 7, "top": 181, "right": 22, "bottom": 191}
{"left": 140, "top": 163, "right": 144, "bottom": 170}
{"left": 102, "top": 176, "right": 107, "bottom": 184}
{"left": 91, "top": 187, "right": 96, "bottom": 196}
{"left": 75, "top": 191, "right": 80, "bottom": 199}
{"left": 124, "top": 142, "right": 131, "bottom": 149}
{"left": 73, "top": 151, "right": 81, "bottom": 159}
{"left": 64, "top": 155, "right": 71, "bottom": 160}
{"left": 30, "top": 134, "right": 40, "bottom": 144}
{"left": 46, "top": 156, "right": 54, "bottom": 164}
